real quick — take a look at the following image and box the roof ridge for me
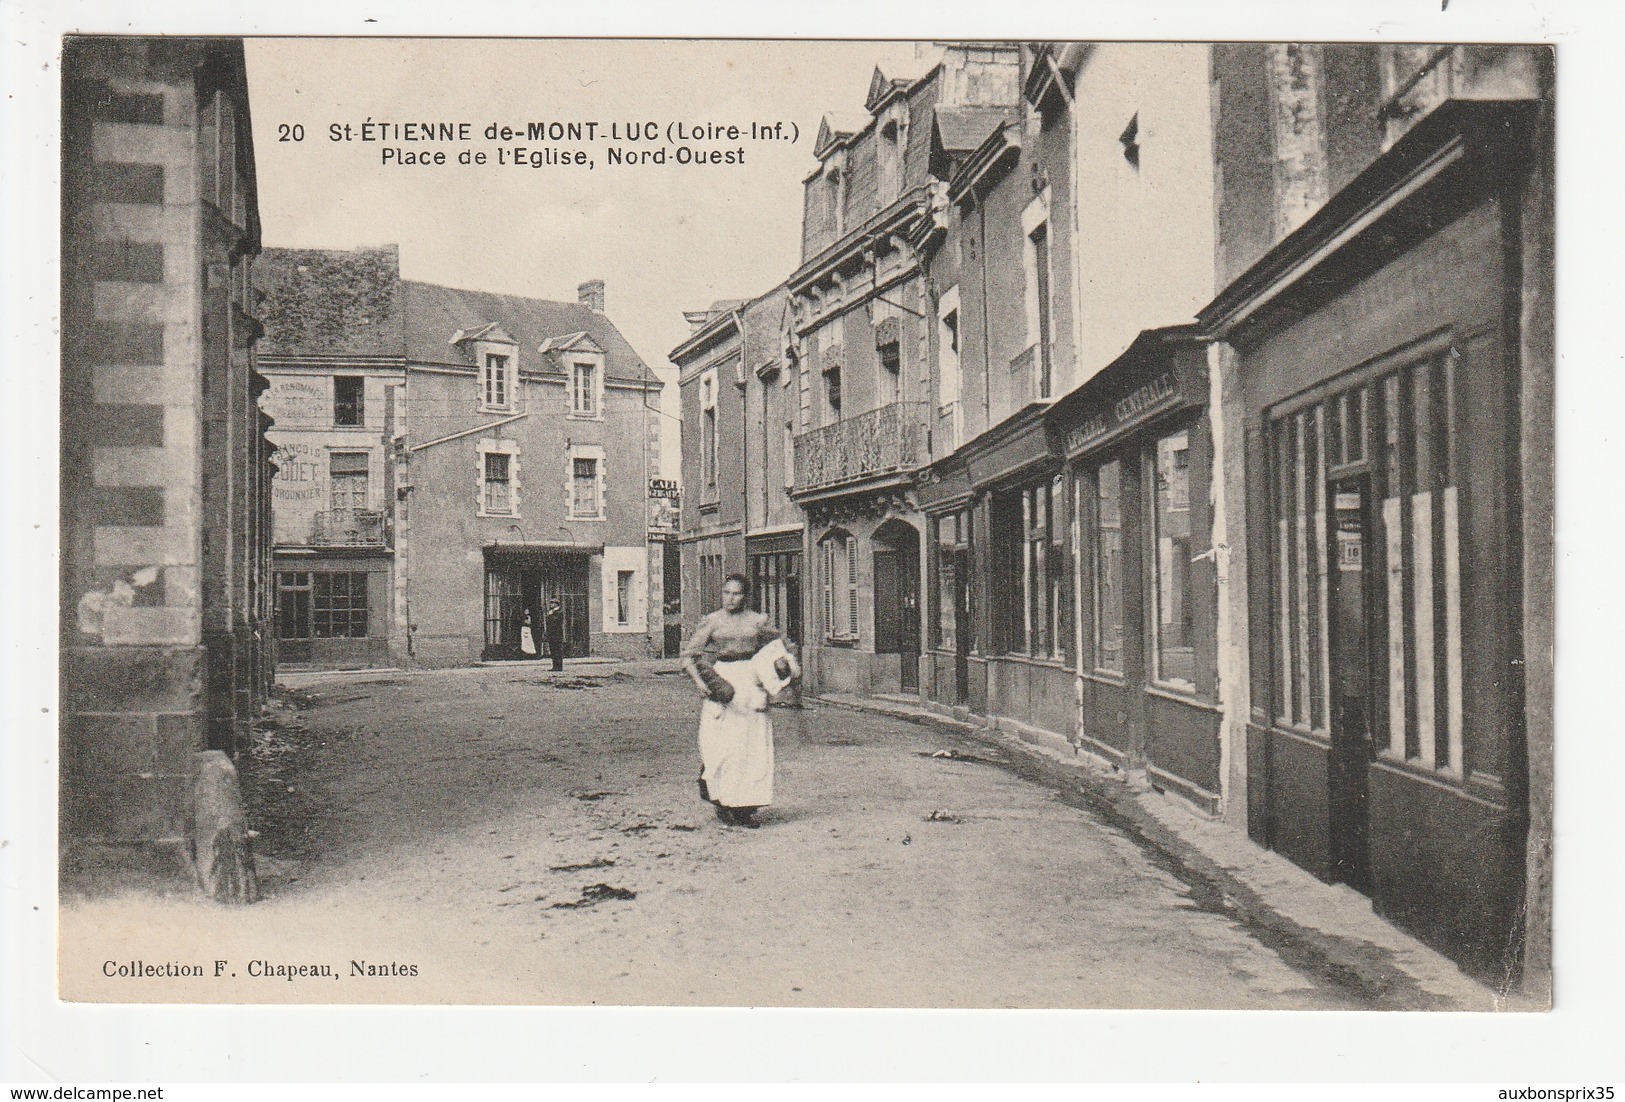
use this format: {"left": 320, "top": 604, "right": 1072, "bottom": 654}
{"left": 400, "top": 278, "right": 590, "bottom": 313}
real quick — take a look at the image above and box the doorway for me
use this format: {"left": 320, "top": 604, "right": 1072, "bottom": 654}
{"left": 873, "top": 520, "right": 921, "bottom": 693}
{"left": 483, "top": 551, "right": 590, "bottom": 660}
{"left": 1327, "top": 474, "right": 1375, "bottom": 894}
{"left": 952, "top": 535, "right": 971, "bottom": 706}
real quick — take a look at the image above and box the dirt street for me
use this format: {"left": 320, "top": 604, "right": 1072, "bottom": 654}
{"left": 62, "top": 661, "right": 1380, "bottom": 1008}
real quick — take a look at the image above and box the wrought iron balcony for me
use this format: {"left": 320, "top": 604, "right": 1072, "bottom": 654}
{"left": 793, "top": 400, "right": 929, "bottom": 495}
{"left": 312, "top": 508, "right": 388, "bottom": 548}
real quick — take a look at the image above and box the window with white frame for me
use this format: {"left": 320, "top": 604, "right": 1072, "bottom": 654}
{"left": 878, "top": 118, "right": 903, "bottom": 204}
{"left": 333, "top": 376, "right": 364, "bottom": 427}
{"left": 1151, "top": 428, "right": 1195, "bottom": 689}
{"left": 482, "top": 353, "right": 513, "bottom": 410}
{"left": 601, "top": 547, "right": 646, "bottom": 632}
{"left": 483, "top": 452, "right": 514, "bottom": 515}
{"left": 329, "top": 451, "right": 369, "bottom": 511}
{"left": 783, "top": 416, "right": 796, "bottom": 490}
{"left": 616, "top": 570, "right": 634, "bottom": 626}
{"left": 937, "top": 286, "right": 962, "bottom": 450}
{"left": 476, "top": 438, "right": 521, "bottom": 518}
{"left": 572, "top": 458, "right": 599, "bottom": 517}
{"left": 1022, "top": 190, "right": 1055, "bottom": 400}
{"left": 826, "top": 164, "right": 846, "bottom": 237}
{"left": 820, "top": 530, "right": 859, "bottom": 641}
{"left": 569, "top": 444, "right": 605, "bottom": 519}
{"left": 876, "top": 317, "right": 903, "bottom": 405}
{"left": 571, "top": 360, "right": 600, "bottom": 418}
{"left": 700, "top": 369, "right": 719, "bottom": 496}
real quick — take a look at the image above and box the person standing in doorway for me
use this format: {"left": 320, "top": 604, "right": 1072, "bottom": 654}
{"left": 681, "top": 573, "right": 798, "bottom": 828}
{"left": 543, "top": 597, "right": 566, "bottom": 672}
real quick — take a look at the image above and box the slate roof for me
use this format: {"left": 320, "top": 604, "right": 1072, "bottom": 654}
{"left": 255, "top": 246, "right": 405, "bottom": 358}
{"left": 402, "top": 281, "right": 654, "bottom": 384}
{"left": 255, "top": 246, "right": 656, "bottom": 386}
{"left": 933, "top": 106, "right": 1017, "bottom": 155}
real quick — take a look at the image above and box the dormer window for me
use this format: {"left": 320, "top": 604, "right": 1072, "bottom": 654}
{"left": 483, "top": 353, "right": 512, "bottom": 410}
{"left": 877, "top": 105, "right": 908, "bottom": 205}
{"left": 539, "top": 331, "right": 608, "bottom": 421}
{"left": 571, "top": 360, "right": 599, "bottom": 418}
{"left": 452, "top": 324, "right": 521, "bottom": 413}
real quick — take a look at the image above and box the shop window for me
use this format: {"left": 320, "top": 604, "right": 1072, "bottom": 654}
{"left": 329, "top": 451, "right": 368, "bottom": 511}
{"left": 699, "top": 553, "right": 724, "bottom": 616}
{"left": 1151, "top": 429, "right": 1196, "bottom": 689}
{"left": 483, "top": 452, "right": 514, "bottom": 515}
{"left": 933, "top": 513, "right": 968, "bottom": 653}
{"left": 1092, "top": 459, "right": 1125, "bottom": 675}
{"left": 820, "top": 531, "right": 859, "bottom": 641}
{"left": 1270, "top": 352, "right": 1463, "bottom": 775}
{"left": 751, "top": 551, "right": 802, "bottom": 644}
{"left": 1050, "top": 473, "right": 1071, "bottom": 663}
{"left": 984, "top": 480, "right": 1062, "bottom": 659}
{"left": 276, "top": 571, "right": 311, "bottom": 640}
{"left": 277, "top": 570, "right": 368, "bottom": 640}
{"left": 483, "top": 568, "right": 522, "bottom": 651}
{"left": 333, "top": 376, "right": 364, "bottom": 426}
{"left": 989, "top": 491, "right": 1026, "bottom": 654}
{"left": 314, "top": 572, "right": 369, "bottom": 638}
{"left": 1024, "top": 483, "right": 1050, "bottom": 656}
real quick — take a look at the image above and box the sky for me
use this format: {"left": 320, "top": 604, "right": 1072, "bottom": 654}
{"left": 243, "top": 38, "right": 940, "bottom": 476}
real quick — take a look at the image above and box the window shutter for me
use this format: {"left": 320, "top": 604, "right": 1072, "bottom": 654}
{"left": 845, "top": 536, "right": 859, "bottom": 638}
{"left": 822, "top": 540, "right": 834, "bottom": 638}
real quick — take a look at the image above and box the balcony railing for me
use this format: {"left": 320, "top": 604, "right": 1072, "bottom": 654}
{"left": 793, "top": 401, "right": 928, "bottom": 494}
{"left": 312, "top": 508, "right": 387, "bottom": 548}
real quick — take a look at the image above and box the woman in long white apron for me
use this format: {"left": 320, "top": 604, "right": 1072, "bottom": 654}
{"left": 680, "top": 574, "right": 797, "bottom": 828}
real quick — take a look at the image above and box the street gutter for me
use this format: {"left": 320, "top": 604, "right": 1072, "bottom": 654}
{"left": 813, "top": 691, "right": 1506, "bottom": 1012}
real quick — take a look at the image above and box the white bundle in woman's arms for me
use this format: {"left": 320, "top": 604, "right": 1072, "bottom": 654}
{"left": 751, "top": 637, "right": 800, "bottom": 695}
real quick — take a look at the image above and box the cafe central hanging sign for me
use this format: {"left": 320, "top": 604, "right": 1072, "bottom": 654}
{"left": 1053, "top": 360, "right": 1209, "bottom": 458}
{"left": 1061, "top": 371, "right": 1180, "bottom": 456}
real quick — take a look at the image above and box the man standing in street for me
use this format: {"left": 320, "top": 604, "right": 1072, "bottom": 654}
{"left": 543, "top": 597, "right": 566, "bottom": 672}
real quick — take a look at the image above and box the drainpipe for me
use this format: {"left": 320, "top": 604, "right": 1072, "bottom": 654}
{"left": 1051, "top": 45, "right": 1087, "bottom": 396}
{"left": 977, "top": 189, "right": 992, "bottom": 430}
{"left": 734, "top": 306, "right": 749, "bottom": 581}
{"left": 1047, "top": 43, "right": 1089, "bottom": 724}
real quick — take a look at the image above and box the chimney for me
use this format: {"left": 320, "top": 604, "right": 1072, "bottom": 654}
{"left": 578, "top": 279, "right": 606, "bottom": 314}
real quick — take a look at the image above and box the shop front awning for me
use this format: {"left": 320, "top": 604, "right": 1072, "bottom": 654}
{"left": 484, "top": 541, "right": 603, "bottom": 557}
{"left": 1044, "top": 325, "right": 1207, "bottom": 461}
